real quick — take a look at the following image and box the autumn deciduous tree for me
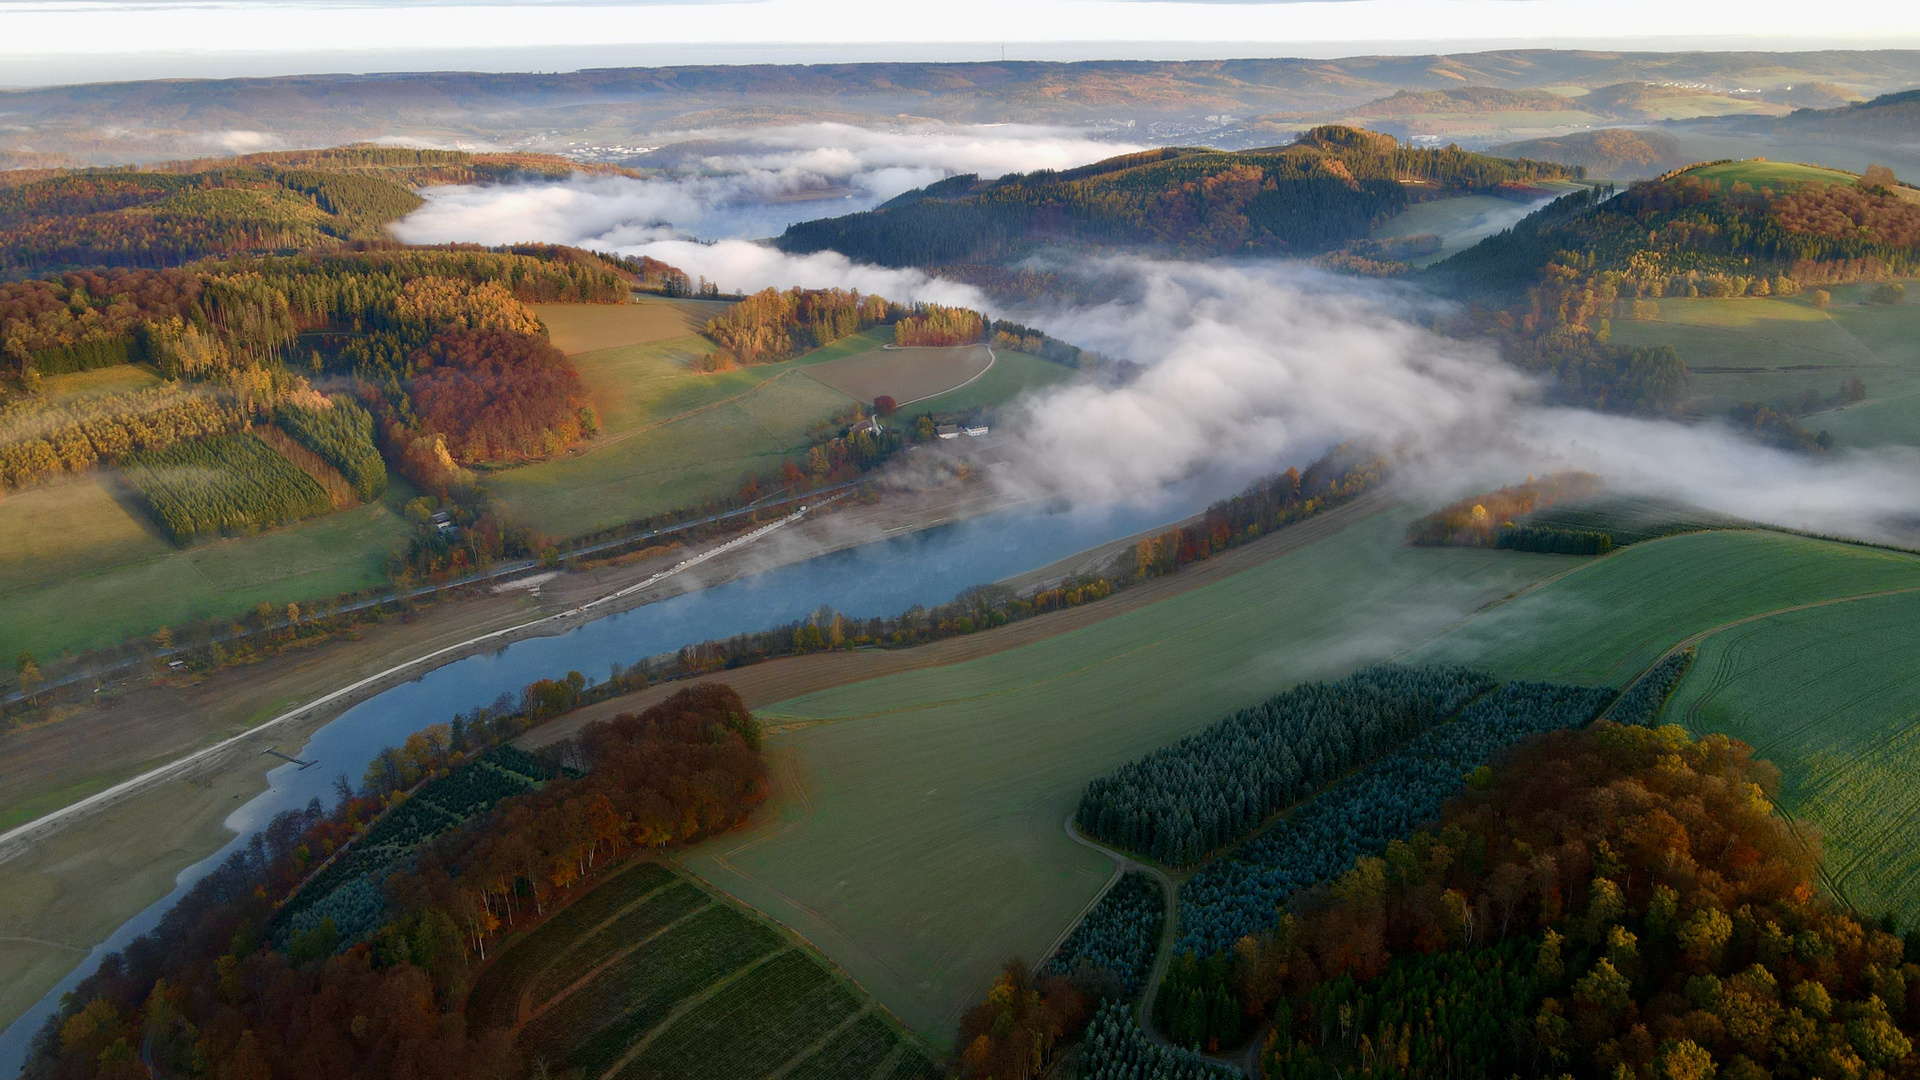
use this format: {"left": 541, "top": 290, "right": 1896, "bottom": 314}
{"left": 1249, "top": 723, "right": 1920, "bottom": 1080}
{"left": 408, "top": 328, "right": 588, "bottom": 462}
{"left": 954, "top": 961, "right": 1088, "bottom": 1080}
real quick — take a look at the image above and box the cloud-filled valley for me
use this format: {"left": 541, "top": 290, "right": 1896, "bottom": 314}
{"left": 394, "top": 126, "right": 1920, "bottom": 546}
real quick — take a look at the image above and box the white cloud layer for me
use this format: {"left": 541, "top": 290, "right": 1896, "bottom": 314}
{"left": 391, "top": 123, "right": 1139, "bottom": 244}
{"left": 992, "top": 258, "right": 1920, "bottom": 542}
{"left": 395, "top": 157, "right": 1920, "bottom": 545}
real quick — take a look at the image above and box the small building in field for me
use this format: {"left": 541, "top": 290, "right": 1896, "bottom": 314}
{"left": 963, "top": 423, "right": 989, "bottom": 437}
{"left": 936, "top": 424, "right": 961, "bottom": 440}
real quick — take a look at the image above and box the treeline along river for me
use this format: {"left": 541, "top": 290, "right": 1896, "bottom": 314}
{"left": 0, "top": 482, "right": 1228, "bottom": 1073}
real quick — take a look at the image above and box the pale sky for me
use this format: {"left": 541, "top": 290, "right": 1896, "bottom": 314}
{"left": 4, "top": 0, "right": 1920, "bottom": 86}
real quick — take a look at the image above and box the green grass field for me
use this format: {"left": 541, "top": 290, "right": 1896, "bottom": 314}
{"left": 470, "top": 858, "right": 937, "bottom": 1080}
{"left": 1412, "top": 529, "right": 1920, "bottom": 686}
{"left": 686, "top": 507, "right": 1581, "bottom": 1047}
{"left": 1685, "top": 159, "right": 1859, "bottom": 187}
{"left": 1666, "top": 590, "right": 1920, "bottom": 923}
{"left": 488, "top": 370, "right": 855, "bottom": 538}
{"left": 492, "top": 329, "right": 1079, "bottom": 539}
{"left": 1607, "top": 288, "right": 1920, "bottom": 446}
{"left": 887, "top": 348, "right": 1080, "bottom": 416}
{"left": 0, "top": 470, "right": 415, "bottom": 665}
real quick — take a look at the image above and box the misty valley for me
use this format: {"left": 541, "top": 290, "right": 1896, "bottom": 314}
{"left": 2, "top": 32, "right": 1920, "bottom": 1080}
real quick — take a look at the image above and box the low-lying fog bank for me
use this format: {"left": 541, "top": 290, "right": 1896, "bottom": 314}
{"left": 394, "top": 144, "right": 1920, "bottom": 546}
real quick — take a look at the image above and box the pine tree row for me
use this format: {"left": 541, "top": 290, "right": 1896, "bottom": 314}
{"left": 1176, "top": 681, "right": 1616, "bottom": 957}
{"left": 1075, "top": 666, "right": 1497, "bottom": 866}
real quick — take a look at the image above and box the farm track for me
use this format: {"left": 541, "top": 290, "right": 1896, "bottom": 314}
{"left": 1060, "top": 818, "right": 1254, "bottom": 1076}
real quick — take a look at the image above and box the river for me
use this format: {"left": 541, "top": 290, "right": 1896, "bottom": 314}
{"left": 0, "top": 481, "right": 1226, "bottom": 1073}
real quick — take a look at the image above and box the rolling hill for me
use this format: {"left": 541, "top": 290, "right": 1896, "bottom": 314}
{"left": 1432, "top": 156, "right": 1920, "bottom": 294}
{"left": 5, "top": 51, "right": 1919, "bottom": 166}
{"left": 775, "top": 126, "right": 1574, "bottom": 268}
{"left": 0, "top": 146, "right": 629, "bottom": 276}
{"left": 1491, "top": 129, "right": 1686, "bottom": 178}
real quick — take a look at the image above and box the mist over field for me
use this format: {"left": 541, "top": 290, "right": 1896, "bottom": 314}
{"left": 395, "top": 143, "right": 1920, "bottom": 545}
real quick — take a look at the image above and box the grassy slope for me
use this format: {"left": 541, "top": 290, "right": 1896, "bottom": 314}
{"left": 531, "top": 298, "right": 728, "bottom": 356}
{"left": 684, "top": 507, "right": 1579, "bottom": 1047}
{"left": 490, "top": 327, "right": 1078, "bottom": 539}
{"left": 1607, "top": 288, "right": 1920, "bottom": 446}
{"left": 1412, "top": 529, "right": 1920, "bottom": 686}
{"left": 0, "top": 472, "right": 414, "bottom": 664}
{"left": 803, "top": 344, "right": 993, "bottom": 407}
{"left": 1667, "top": 591, "right": 1920, "bottom": 923}
{"left": 488, "top": 372, "right": 855, "bottom": 538}
{"left": 1686, "top": 159, "right": 1860, "bottom": 186}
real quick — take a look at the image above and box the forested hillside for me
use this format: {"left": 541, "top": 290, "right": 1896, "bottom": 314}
{"left": 1252, "top": 723, "right": 1920, "bottom": 1080}
{"left": 1432, "top": 158, "right": 1920, "bottom": 415}
{"left": 1434, "top": 161, "right": 1920, "bottom": 296}
{"left": 777, "top": 126, "right": 1574, "bottom": 267}
{"left": 0, "top": 145, "right": 624, "bottom": 277}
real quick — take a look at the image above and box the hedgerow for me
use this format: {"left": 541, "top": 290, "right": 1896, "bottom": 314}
{"left": 1075, "top": 666, "right": 1497, "bottom": 866}
{"left": 1175, "top": 680, "right": 1615, "bottom": 956}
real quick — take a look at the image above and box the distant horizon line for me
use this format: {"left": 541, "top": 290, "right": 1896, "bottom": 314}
{"left": 8, "top": 35, "right": 1920, "bottom": 91}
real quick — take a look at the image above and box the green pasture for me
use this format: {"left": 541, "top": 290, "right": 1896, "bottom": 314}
{"left": 894, "top": 348, "right": 1080, "bottom": 416}
{"left": 472, "top": 858, "right": 937, "bottom": 1080}
{"left": 1685, "top": 159, "right": 1858, "bottom": 187}
{"left": 0, "top": 472, "right": 414, "bottom": 666}
{"left": 1412, "top": 529, "right": 1920, "bottom": 686}
{"left": 498, "top": 331, "right": 1080, "bottom": 540}
{"left": 1666, "top": 590, "right": 1920, "bottom": 923}
{"left": 568, "top": 326, "right": 891, "bottom": 441}
{"left": 488, "top": 371, "right": 855, "bottom": 538}
{"left": 688, "top": 507, "right": 1581, "bottom": 1047}
{"left": 1608, "top": 290, "right": 1920, "bottom": 445}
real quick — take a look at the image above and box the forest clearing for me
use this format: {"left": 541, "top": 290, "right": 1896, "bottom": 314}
{"left": 530, "top": 298, "right": 729, "bottom": 355}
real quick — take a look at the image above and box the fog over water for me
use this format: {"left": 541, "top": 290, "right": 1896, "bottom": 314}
{"left": 397, "top": 131, "right": 1920, "bottom": 542}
